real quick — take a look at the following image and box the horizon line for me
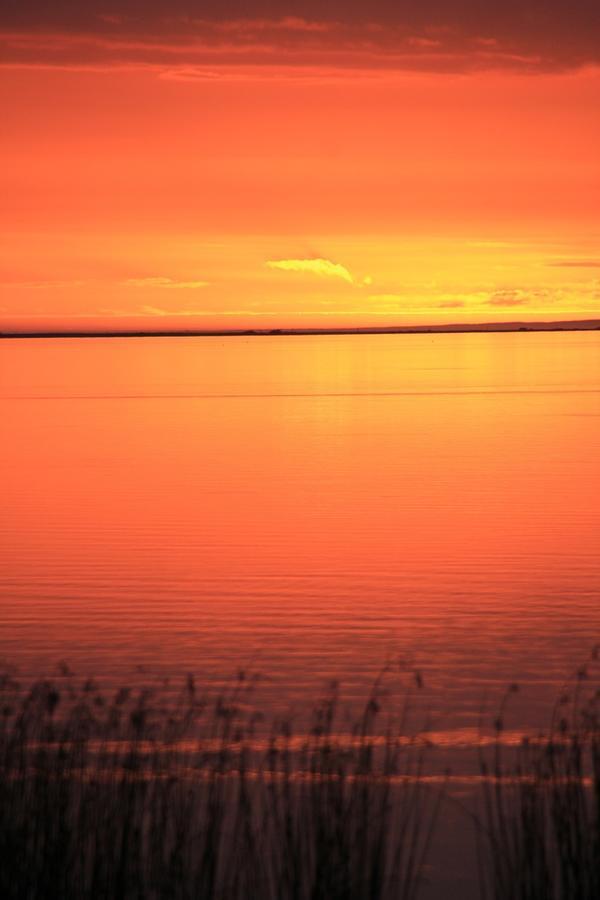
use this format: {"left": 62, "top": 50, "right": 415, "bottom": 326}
{"left": 1, "top": 318, "right": 600, "bottom": 340}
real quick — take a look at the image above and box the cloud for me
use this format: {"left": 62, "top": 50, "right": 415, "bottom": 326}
{"left": 139, "top": 304, "right": 171, "bottom": 315}
{"left": 547, "top": 259, "right": 600, "bottom": 268}
{"left": 266, "top": 258, "right": 354, "bottom": 283}
{"left": 126, "top": 276, "right": 209, "bottom": 289}
{"left": 466, "top": 241, "right": 521, "bottom": 249}
{"left": 2, "top": 3, "right": 599, "bottom": 73}
{"left": 0, "top": 279, "right": 85, "bottom": 289}
{"left": 438, "top": 300, "right": 465, "bottom": 308}
{"left": 486, "top": 290, "right": 530, "bottom": 306}
{"left": 96, "top": 14, "right": 125, "bottom": 26}
{"left": 367, "top": 294, "right": 405, "bottom": 303}
{"left": 137, "top": 306, "right": 250, "bottom": 316}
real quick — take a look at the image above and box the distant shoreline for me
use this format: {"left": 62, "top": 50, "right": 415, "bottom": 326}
{"left": 1, "top": 319, "right": 599, "bottom": 339}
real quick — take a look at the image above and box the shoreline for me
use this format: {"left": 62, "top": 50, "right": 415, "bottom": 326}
{"left": 2, "top": 319, "right": 600, "bottom": 339}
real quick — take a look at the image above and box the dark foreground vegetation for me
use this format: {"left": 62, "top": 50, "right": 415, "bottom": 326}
{"left": 478, "top": 652, "right": 600, "bottom": 900}
{"left": 0, "top": 667, "right": 440, "bottom": 900}
{"left": 0, "top": 656, "right": 598, "bottom": 900}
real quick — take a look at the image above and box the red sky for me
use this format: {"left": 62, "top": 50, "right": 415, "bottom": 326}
{"left": 1, "top": 1, "right": 599, "bottom": 329}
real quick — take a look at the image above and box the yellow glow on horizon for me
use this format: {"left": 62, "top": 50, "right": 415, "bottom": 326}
{"left": 1, "top": 64, "right": 598, "bottom": 329}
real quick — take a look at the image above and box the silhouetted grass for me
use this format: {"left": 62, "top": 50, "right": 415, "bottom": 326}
{"left": 478, "top": 649, "right": 600, "bottom": 900}
{"left": 0, "top": 665, "right": 441, "bottom": 900}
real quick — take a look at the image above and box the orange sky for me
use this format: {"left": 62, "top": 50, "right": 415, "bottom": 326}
{"left": 1, "top": 4, "right": 599, "bottom": 329}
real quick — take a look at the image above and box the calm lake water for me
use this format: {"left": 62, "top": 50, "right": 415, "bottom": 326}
{"left": 2, "top": 332, "right": 599, "bottom": 746}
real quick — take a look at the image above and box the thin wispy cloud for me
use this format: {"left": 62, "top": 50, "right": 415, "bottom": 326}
{"left": 266, "top": 258, "right": 354, "bottom": 284}
{"left": 365, "top": 288, "right": 550, "bottom": 311}
{"left": 547, "top": 259, "right": 600, "bottom": 268}
{"left": 138, "top": 306, "right": 261, "bottom": 317}
{"left": 486, "top": 290, "right": 530, "bottom": 307}
{"left": 138, "top": 305, "right": 214, "bottom": 316}
{"left": 1, "top": 279, "right": 85, "bottom": 289}
{"left": 126, "top": 277, "right": 209, "bottom": 289}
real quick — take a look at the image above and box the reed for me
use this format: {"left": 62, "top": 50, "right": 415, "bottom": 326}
{"left": 0, "top": 666, "right": 441, "bottom": 900}
{"left": 478, "top": 651, "right": 600, "bottom": 900}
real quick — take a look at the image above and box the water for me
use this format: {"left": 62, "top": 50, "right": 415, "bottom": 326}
{"left": 2, "top": 331, "right": 599, "bottom": 896}
{"left": 1, "top": 332, "right": 599, "bottom": 735}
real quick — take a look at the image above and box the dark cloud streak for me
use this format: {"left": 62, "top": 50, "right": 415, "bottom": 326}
{"left": 1, "top": 1, "right": 599, "bottom": 71}
{"left": 547, "top": 259, "right": 600, "bottom": 268}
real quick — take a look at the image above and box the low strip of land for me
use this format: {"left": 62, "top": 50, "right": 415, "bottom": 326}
{"left": 1, "top": 319, "right": 599, "bottom": 338}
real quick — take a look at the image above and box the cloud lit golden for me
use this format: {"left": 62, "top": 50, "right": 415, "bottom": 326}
{"left": 265, "top": 259, "right": 355, "bottom": 284}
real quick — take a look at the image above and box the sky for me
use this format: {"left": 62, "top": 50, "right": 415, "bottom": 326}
{"left": 1, "top": 1, "right": 599, "bottom": 330}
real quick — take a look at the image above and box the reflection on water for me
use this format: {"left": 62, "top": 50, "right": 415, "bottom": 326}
{"left": 1, "top": 333, "right": 599, "bottom": 744}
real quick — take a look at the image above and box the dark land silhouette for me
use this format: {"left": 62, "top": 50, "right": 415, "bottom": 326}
{"left": 1, "top": 319, "right": 600, "bottom": 339}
